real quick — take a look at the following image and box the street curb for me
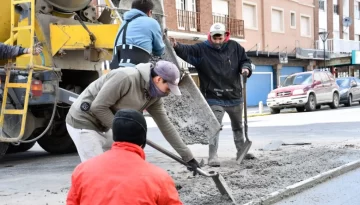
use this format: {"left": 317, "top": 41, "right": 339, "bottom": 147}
{"left": 242, "top": 159, "right": 360, "bottom": 205}
{"left": 247, "top": 113, "right": 271, "bottom": 118}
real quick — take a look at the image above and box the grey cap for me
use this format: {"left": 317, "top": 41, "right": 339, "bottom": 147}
{"left": 153, "top": 60, "right": 181, "bottom": 96}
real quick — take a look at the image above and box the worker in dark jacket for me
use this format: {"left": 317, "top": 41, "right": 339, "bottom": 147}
{"left": 0, "top": 43, "right": 42, "bottom": 60}
{"left": 67, "top": 109, "right": 183, "bottom": 205}
{"left": 169, "top": 23, "right": 254, "bottom": 167}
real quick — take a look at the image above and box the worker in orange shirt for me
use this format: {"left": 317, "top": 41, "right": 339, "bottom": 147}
{"left": 66, "top": 109, "right": 183, "bottom": 205}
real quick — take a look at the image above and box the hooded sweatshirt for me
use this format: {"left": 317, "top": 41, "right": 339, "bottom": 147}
{"left": 173, "top": 34, "right": 252, "bottom": 106}
{"left": 114, "top": 9, "right": 165, "bottom": 67}
{"left": 66, "top": 63, "right": 194, "bottom": 161}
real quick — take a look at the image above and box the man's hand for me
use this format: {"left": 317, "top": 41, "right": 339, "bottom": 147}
{"left": 187, "top": 158, "right": 200, "bottom": 176}
{"left": 241, "top": 68, "right": 250, "bottom": 77}
{"left": 169, "top": 36, "right": 177, "bottom": 48}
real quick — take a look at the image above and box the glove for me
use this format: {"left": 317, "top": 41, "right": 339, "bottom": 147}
{"left": 28, "top": 43, "right": 43, "bottom": 55}
{"left": 186, "top": 158, "right": 200, "bottom": 176}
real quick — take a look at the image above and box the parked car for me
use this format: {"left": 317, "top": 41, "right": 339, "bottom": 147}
{"left": 336, "top": 77, "right": 360, "bottom": 106}
{"left": 266, "top": 70, "right": 340, "bottom": 114}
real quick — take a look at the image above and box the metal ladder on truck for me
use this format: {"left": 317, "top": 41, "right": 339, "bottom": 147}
{"left": 0, "top": 0, "right": 51, "bottom": 143}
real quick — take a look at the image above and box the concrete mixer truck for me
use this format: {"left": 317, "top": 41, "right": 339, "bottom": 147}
{"left": 0, "top": 0, "right": 221, "bottom": 159}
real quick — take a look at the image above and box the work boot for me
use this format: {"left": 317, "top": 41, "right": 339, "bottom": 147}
{"left": 208, "top": 145, "right": 220, "bottom": 167}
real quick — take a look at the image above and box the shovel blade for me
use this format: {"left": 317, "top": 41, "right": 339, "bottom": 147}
{"left": 236, "top": 140, "right": 252, "bottom": 165}
{"left": 210, "top": 172, "right": 237, "bottom": 204}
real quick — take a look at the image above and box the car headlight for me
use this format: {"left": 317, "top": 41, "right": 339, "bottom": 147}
{"left": 340, "top": 89, "right": 348, "bottom": 95}
{"left": 268, "top": 92, "right": 276, "bottom": 98}
{"left": 293, "top": 89, "right": 305, "bottom": 95}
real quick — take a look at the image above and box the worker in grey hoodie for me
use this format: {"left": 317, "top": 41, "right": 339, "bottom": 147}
{"left": 66, "top": 60, "right": 200, "bottom": 176}
{"left": 0, "top": 43, "right": 42, "bottom": 60}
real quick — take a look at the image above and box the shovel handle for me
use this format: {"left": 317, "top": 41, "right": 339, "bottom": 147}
{"left": 146, "top": 139, "right": 218, "bottom": 177}
{"left": 241, "top": 73, "right": 249, "bottom": 141}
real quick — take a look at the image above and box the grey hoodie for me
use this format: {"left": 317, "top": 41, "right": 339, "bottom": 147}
{"left": 66, "top": 63, "right": 194, "bottom": 161}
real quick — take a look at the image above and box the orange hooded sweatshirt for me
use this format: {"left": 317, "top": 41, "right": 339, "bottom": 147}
{"left": 66, "top": 142, "right": 183, "bottom": 205}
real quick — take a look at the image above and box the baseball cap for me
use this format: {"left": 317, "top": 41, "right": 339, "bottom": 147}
{"left": 210, "top": 23, "right": 226, "bottom": 36}
{"left": 153, "top": 60, "right": 181, "bottom": 96}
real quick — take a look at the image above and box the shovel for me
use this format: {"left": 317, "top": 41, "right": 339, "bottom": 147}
{"left": 146, "top": 139, "right": 237, "bottom": 204}
{"left": 236, "top": 73, "right": 252, "bottom": 165}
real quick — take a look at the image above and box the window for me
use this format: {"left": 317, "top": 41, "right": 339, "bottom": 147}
{"left": 334, "top": 4, "right": 339, "bottom": 14}
{"left": 320, "top": 72, "right": 330, "bottom": 83}
{"left": 356, "top": 35, "right": 360, "bottom": 41}
{"left": 212, "top": 0, "right": 229, "bottom": 17}
{"left": 290, "top": 11, "right": 296, "bottom": 28}
{"left": 243, "top": 2, "right": 257, "bottom": 29}
{"left": 300, "top": 15, "right": 311, "bottom": 37}
{"left": 355, "top": 2, "right": 360, "bottom": 19}
{"left": 191, "top": 0, "right": 196, "bottom": 12}
{"left": 271, "top": 7, "right": 284, "bottom": 33}
{"left": 314, "top": 73, "right": 322, "bottom": 82}
{"left": 176, "top": 0, "right": 185, "bottom": 10}
{"left": 319, "top": 0, "right": 325, "bottom": 11}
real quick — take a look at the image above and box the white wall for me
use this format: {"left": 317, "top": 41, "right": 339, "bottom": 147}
{"left": 343, "top": 0, "right": 349, "bottom": 17}
{"left": 355, "top": 1, "right": 360, "bottom": 35}
{"left": 333, "top": 15, "right": 340, "bottom": 32}
{"left": 355, "top": 19, "right": 360, "bottom": 35}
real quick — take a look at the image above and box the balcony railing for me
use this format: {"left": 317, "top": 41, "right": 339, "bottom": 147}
{"left": 213, "top": 15, "right": 245, "bottom": 39}
{"left": 176, "top": 10, "right": 200, "bottom": 32}
{"left": 316, "top": 39, "right": 360, "bottom": 54}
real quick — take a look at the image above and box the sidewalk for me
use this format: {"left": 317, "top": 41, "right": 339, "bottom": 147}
{"left": 273, "top": 167, "right": 360, "bottom": 205}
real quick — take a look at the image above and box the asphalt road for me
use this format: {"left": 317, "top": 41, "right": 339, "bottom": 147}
{"left": 1, "top": 104, "right": 360, "bottom": 205}
{"left": 274, "top": 167, "right": 360, "bottom": 205}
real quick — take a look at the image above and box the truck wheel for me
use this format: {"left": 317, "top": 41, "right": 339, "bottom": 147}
{"left": 305, "top": 94, "right": 316, "bottom": 111}
{"left": 6, "top": 142, "right": 36, "bottom": 153}
{"left": 37, "top": 118, "right": 76, "bottom": 154}
{"left": 0, "top": 143, "right": 9, "bottom": 158}
{"left": 329, "top": 92, "right": 339, "bottom": 109}
{"left": 37, "top": 84, "right": 81, "bottom": 154}
{"left": 270, "top": 108, "right": 280, "bottom": 114}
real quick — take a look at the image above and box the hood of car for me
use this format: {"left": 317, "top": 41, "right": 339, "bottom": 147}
{"left": 273, "top": 85, "right": 308, "bottom": 93}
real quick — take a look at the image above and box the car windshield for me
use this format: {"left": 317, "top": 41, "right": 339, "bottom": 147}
{"left": 336, "top": 79, "right": 350, "bottom": 87}
{"left": 282, "top": 73, "right": 312, "bottom": 87}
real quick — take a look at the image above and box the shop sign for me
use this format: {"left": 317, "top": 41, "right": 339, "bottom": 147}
{"left": 352, "top": 50, "right": 360, "bottom": 64}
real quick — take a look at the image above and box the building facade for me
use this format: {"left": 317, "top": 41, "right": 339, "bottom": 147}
{"left": 315, "top": 0, "right": 360, "bottom": 78}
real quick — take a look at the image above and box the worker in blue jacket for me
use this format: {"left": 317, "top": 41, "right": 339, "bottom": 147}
{"left": 169, "top": 23, "right": 255, "bottom": 167}
{"left": 110, "top": 0, "right": 165, "bottom": 69}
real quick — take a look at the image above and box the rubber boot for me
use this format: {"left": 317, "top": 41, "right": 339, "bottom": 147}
{"left": 208, "top": 145, "right": 220, "bottom": 167}
{"left": 234, "top": 130, "right": 256, "bottom": 160}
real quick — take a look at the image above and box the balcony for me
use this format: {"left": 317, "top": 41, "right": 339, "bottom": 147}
{"left": 213, "top": 15, "right": 245, "bottom": 39}
{"left": 176, "top": 10, "right": 200, "bottom": 32}
{"left": 316, "top": 39, "right": 360, "bottom": 55}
